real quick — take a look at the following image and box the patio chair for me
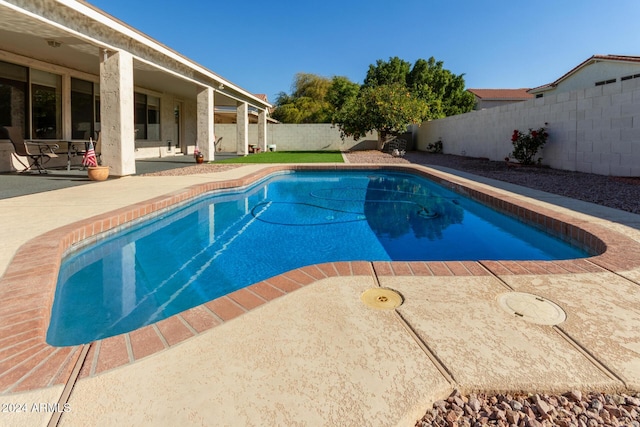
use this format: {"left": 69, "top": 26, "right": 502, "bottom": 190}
{"left": 1, "top": 126, "right": 59, "bottom": 173}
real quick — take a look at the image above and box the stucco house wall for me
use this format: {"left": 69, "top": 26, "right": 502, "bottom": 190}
{"left": 417, "top": 77, "right": 640, "bottom": 176}
{"left": 469, "top": 89, "right": 533, "bottom": 110}
{"left": 547, "top": 62, "right": 640, "bottom": 95}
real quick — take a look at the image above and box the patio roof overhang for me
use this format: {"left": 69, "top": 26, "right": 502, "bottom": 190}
{"left": 0, "top": 0, "right": 271, "bottom": 111}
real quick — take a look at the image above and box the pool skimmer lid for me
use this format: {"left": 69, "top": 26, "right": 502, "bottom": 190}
{"left": 361, "top": 288, "right": 403, "bottom": 309}
{"left": 497, "top": 292, "right": 566, "bottom": 325}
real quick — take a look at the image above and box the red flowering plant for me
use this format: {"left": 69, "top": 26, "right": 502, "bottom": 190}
{"left": 508, "top": 124, "right": 549, "bottom": 165}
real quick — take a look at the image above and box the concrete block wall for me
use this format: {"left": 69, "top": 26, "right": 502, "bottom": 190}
{"left": 417, "top": 78, "right": 640, "bottom": 176}
{"left": 213, "top": 123, "right": 378, "bottom": 153}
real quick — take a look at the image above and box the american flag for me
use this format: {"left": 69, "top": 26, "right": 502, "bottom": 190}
{"left": 82, "top": 140, "right": 98, "bottom": 167}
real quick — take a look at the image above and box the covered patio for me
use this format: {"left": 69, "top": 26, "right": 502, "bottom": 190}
{"left": 0, "top": 0, "right": 271, "bottom": 176}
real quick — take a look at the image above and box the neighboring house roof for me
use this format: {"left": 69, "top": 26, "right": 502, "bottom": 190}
{"left": 467, "top": 89, "right": 533, "bottom": 100}
{"left": 528, "top": 54, "right": 640, "bottom": 93}
{"left": 254, "top": 94, "right": 269, "bottom": 103}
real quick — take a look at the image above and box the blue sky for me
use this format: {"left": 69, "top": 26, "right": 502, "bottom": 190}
{"left": 89, "top": 0, "right": 640, "bottom": 104}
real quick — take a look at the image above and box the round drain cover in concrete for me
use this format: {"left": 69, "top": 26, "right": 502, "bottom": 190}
{"left": 497, "top": 292, "right": 566, "bottom": 325}
{"left": 361, "top": 288, "right": 403, "bottom": 309}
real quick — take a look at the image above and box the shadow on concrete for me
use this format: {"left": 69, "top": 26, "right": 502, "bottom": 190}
{"left": 0, "top": 154, "right": 238, "bottom": 199}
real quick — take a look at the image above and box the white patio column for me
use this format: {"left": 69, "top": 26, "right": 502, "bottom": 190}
{"left": 258, "top": 109, "right": 267, "bottom": 152}
{"left": 99, "top": 49, "right": 136, "bottom": 176}
{"left": 197, "top": 86, "right": 215, "bottom": 161}
{"left": 236, "top": 101, "right": 248, "bottom": 155}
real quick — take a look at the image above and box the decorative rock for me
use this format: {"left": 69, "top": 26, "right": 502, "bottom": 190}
{"left": 533, "top": 395, "right": 552, "bottom": 415}
{"left": 524, "top": 406, "right": 536, "bottom": 419}
{"left": 526, "top": 419, "right": 542, "bottom": 427}
{"left": 468, "top": 397, "right": 482, "bottom": 412}
{"left": 590, "top": 398, "right": 603, "bottom": 412}
{"left": 498, "top": 402, "right": 511, "bottom": 412}
{"left": 509, "top": 400, "right": 523, "bottom": 411}
{"left": 613, "top": 394, "right": 627, "bottom": 405}
{"left": 447, "top": 389, "right": 461, "bottom": 401}
{"left": 416, "top": 390, "right": 640, "bottom": 427}
{"left": 620, "top": 406, "right": 632, "bottom": 418}
{"left": 604, "top": 404, "right": 621, "bottom": 417}
{"left": 454, "top": 396, "right": 466, "bottom": 408}
{"left": 433, "top": 400, "right": 448, "bottom": 411}
{"left": 569, "top": 390, "right": 582, "bottom": 402}
{"left": 505, "top": 409, "right": 520, "bottom": 425}
{"left": 445, "top": 409, "right": 459, "bottom": 424}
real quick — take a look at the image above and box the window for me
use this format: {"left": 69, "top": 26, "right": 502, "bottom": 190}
{"left": 147, "top": 95, "right": 160, "bottom": 140}
{"left": 595, "top": 78, "right": 616, "bottom": 86}
{"left": 31, "top": 69, "right": 62, "bottom": 139}
{"left": 94, "top": 90, "right": 101, "bottom": 133}
{"left": 535, "top": 94, "right": 543, "bottom": 98}
{"left": 621, "top": 74, "right": 640, "bottom": 82}
{"left": 134, "top": 92, "right": 147, "bottom": 139}
{"left": 0, "top": 61, "right": 28, "bottom": 136}
{"left": 134, "top": 92, "right": 160, "bottom": 140}
{"left": 71, "top": 78, "right": 95, "bottom": 139}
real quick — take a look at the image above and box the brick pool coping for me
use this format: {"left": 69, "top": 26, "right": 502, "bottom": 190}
{"left": 1, "top": 164, "right": 639, "bottom": 395}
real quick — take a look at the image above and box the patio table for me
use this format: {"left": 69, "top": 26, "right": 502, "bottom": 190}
{"left": 64, "top": 141, "right": 89, "bottom": 171}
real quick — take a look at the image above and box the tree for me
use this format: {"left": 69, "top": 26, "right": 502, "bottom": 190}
{"left": 333, "top": 56, "right": 474, "bottom": 149}
{"left": 407, "top": 57, "right": 474, "bottom": 117}
{"left": 271, "top": 73, "right": 333, "bottom": 123}
{"left": 334, "top": 83, "right": 429, "bottom": 149}
{"left": 326, "top": 76, "right": 360, "bottom": 112}
{"left": 363, "top": 57, "right": 411, "bottom": 88}
{"left": 272, "top": 73, "right": 362, "bottom": 124}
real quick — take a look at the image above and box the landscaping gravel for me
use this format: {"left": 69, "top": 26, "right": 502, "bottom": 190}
{"left": 416, "top": 389, "right": 640, "bottom": 427}
{"left": 140, "top": 163, "right": 242, "bottom": 176}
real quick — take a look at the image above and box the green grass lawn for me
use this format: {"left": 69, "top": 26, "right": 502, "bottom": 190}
{"left": 213, "top": 151, "right": 344, "bottom": 164}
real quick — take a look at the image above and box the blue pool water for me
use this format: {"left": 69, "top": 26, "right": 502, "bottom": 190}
{"left": 48, "top": 170, "right": 588, "bottom": 345}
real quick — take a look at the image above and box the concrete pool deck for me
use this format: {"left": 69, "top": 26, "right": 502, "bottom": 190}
{"left": 1, "top": 163, "right": 640, "bottom": 426}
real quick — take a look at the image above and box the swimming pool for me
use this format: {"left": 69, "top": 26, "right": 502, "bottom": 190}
{"left": 47, "top": 170, "right": 589, "bottom": 346}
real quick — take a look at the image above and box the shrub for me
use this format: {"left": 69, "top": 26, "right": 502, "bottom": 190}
{"left": 426, "top": 139, "right": 443, "bottom": 153}
{"left": 509, "top": 125, "right": 548, "bottom": 165}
